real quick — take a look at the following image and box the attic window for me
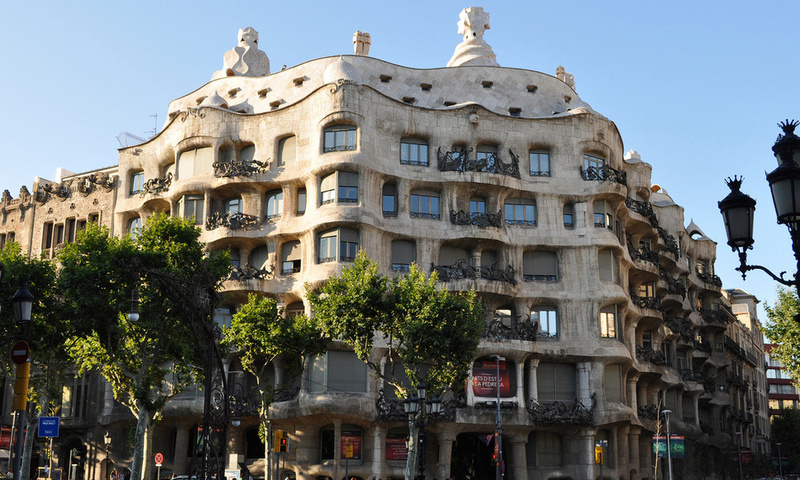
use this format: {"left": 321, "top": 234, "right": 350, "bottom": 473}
{"left": 228, "top": 88, "right": 240, "bottom": 98}
{"left": 509, "top": 108, "right": 521, "bottom": 117}
{"left": 564, "top": 95, "right": 572, "bottom": 103}
{"left": 293, "top": 77, "right": 305, "bottom": 87}
{"left": 443, "top": 101, "right": 456, "bottom": 107}
{"left": 526, "top": 85, "right": 538, "bottom": 93}
{"left": 380, "top": 75, "right": 392, "bottom": 83}
{"left": 481, "top": 81, "right": 493, "bottom": 89}
{"left": 402, "top": 96, "right": 416, "bottom": 105}
{"left": 270, "top": 100, "right": 283, "bottom": 110}
{"left": 195, "top": 96, "right": 207, "bottom": 105}
{"left": 258, "top": 88, "right": 269, "bottom": 99}
{"left": 420, "top": 83, "right": 432, "bottom": 92}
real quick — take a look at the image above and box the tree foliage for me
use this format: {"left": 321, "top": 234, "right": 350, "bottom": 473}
{"left": 771, "top": 408, "right": 800, "bottom": 470}
{"left": 763, "top": 288, "right": 800, "bottom": 385}
{"left": 57, "top": 214, "right": 229, "bottom": 480}
{"left": 307, "top": 251, "right": 485, "bottom": 395}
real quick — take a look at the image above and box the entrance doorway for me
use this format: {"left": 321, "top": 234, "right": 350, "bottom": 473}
{"left": 450, "top": 433, "right": 502, "bottom": 480}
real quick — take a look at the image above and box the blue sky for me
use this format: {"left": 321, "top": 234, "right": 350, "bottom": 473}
{"left": 1, "top": 1, "right": 798, "bottom": 321}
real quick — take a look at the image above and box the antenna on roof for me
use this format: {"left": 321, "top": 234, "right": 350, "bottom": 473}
{"left": 116, "top": 132, "right": 148, "bottom": 148}
{"left": 149, "top": 114, "right": 158, "bottom": 138}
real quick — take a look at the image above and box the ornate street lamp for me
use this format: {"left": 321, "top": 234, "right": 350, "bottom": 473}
{"left": 719, "top": 120, "right": 800, "bottom": 303}
{"left": 12, "top": 285, "right": 34, "bottom": 324}
{"left": 403, "top": 384, "right": 443, "bottom": 480}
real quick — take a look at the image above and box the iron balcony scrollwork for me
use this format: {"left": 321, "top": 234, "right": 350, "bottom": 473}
{"left": 656, "top": 227, "right": 680, "bottom": 258}
{"left": 680, "top": 369, "right": 704, "bottom": 383}
{"left": 637, "top": 404, "right": 658, "bottom": 420}
{"left": 627, "top": 239, "right": 660, "bottom": 265}
{"left": 141, "top": 173, "right": 173, "bottom": 196}
{"left": 700, "top": 308, "right": 729, "bottom": 325}
{"left": 272, "top": 385, "right": 300, "bottom": 403}
{"left": 376, "top": 389, "right": 463, "bottom": 422}
{"left": 213, "top": 159, "right": 269, "bottom": 178}
{"left": 431, "top": 259, "right": 516, "bottom": 284}
{"left": 636, "top": 346, "right": 667, "bottom": 365}
{"left": 660, "top": 271, "right": 687, "bottom": 298}
{"left": 227, "top": 263, "right": 274, "bottom": 281}
{"left": 450, "top": 210, "right": 503, "bottom": 228}
{"left": 436, "top": 147, "right": 521, "bottom": 178}
{"left": 696, "top": 268, "right": 723, "bottom": 287}
{"left": 625, "top": 197, "right": 659, "bottom": 225}
{"left": 629, "top": 287, "right": 662, "bottom": 311}
{"left": 34, "top": 182, "right": 71, "bottom": 204}
{"left": 76, "top": 172, "right": 115, "bottom": 196}
{"left": 580, "top": 165, "right": 627, "bottom": 187}
{"left": 205, "top": 211, "right": 259, "bottom": 231}
{"left": 526, "top": 394, "right": 595, "bottom": 426}
{"left": 665, "top": 316, "right": 694, "bottom": 342}
{"left": 483, "top": 313, "right": 539, "bottom": 342}
{"left": 693, "top": 339, "right": 713, "bottom": 353}
{"left": 479, "top": 261, "right": 516, "bottom": 285}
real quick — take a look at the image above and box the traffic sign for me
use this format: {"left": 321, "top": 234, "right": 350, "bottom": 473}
{"left": 154, "top": 452, "right": 163, "bottom": 466}
{"left": 11, "top": 341, "right": 30, "bottom": 365}
{"left": 38, "top": 417, "right": 60, "bottom": 438}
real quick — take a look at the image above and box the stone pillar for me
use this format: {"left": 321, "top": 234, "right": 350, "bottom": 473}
{"left": 372, "top": 425, "right": 385, "bottom": 480}
{"left": 511, "top": 435, "right": 527, "bottom": 480}
{"left": 627, "top": 376, "right": 639, "bottom": 413}
{"left": 693, "top": 394, "right": 701, "bottom": 427}
{"left": 515, "top": 360, "right": 525, "bottom": 404}
{"left": 239, "top": 247, "right": 251, "bottom": 267}
{"left": 294, "top": 424, "right": 317, "bottom": 480}
{"left": 466, "top": 368, "right": 475, "bottom": 407}
{"left": 617, "top": 426, "right": 629, "bottom": 474}
{"left": 629, "top": 428, "right": 640, "bottom": 480}
{"left": 576, "top": 428, "right": 595, "bottom": 480}
{"left": 577, "top": 362, "right": 592, "bottom": 405}
{"left": 204, "top": 191, "right": 211, "bottom": 220}
{"left": 637, "top": 382, "right": 648, "bottom": 410}
{"left": 639, "top": 433, "right": 652, "bottom": 479}
{"left": 527, "top": 358, "right": 540, "bottom": 403}
{"left": 627, "top": 321, "right": 638, "bottom": 359}
{"left": 436, "top": 429, "right": 456, "bottom": 480}
{"left": 173, "top": 424, "right": 191, "bottom": 475}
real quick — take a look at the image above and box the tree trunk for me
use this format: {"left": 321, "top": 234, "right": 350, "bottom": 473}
{"left": 143, "top": 424, "right": 153, "bottom": 480}
{"left": 130, "top": 405, "right": 151, "bottom": 480}
{"left": 405, "top": 420, "right": 418, "bottom": 480}
{"left": 261, "top": 411, "right": 271, "bottom": 480}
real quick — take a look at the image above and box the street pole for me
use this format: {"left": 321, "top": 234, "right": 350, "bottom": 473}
{"left": 777, "top": 442, "right": 784, "bottom": 478}
{"left": 491, "top": 355, "right": 504, "bottom": 480}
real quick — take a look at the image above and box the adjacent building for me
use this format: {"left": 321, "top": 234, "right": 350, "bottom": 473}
{"left": 0, "top": 8, "right": 773, "bottom": 480}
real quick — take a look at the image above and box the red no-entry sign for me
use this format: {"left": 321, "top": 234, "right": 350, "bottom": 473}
{"left": 11, "top": 341, "right": 30, "bottom": 365}
{"left": 154, "top": 452, "right": 163, "bottom": 466}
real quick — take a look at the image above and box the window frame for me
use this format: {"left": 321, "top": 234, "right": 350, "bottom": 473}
{"left": 529, "top": 150, "right": 550, "bottom": 177}
{"left": 179, "top": 194, "right": 205, "bottom": 224}
{"left": 504, "top": 199, "right": 536, "bottom": 226}
{"left": 266, "top": 190, "right": 283, "bottom": 219}
{"left": 130, "top": 170, "right": 145, "bottom": 195}
{"left": 323, "top": 125, "right": 357, "bottom": 153}
{"left": 531, "top": 307, "right": 558, "bottom": 339}
{"left": 599, "top": 305, "right": 618, "bottom": 339}
{"left": 410, "top": 191, "right": 440, "bottom": 219}
{"left": 382, "top": 183, "right": 397, "bottom": 217}
{"left": 400, "top": 138, "right": 429, "bottom": 166}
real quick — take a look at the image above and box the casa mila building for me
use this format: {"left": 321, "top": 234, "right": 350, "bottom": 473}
{"left": 0, "top": 7, "right": 762, "bottom": 480}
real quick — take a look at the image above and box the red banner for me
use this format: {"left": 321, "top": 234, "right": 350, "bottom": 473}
{"left": 340, "top": 431, "right": 362, "bottom": 460}
{"left": 385, "top": 435, "right": 408, "bottom": 461}
{"left": 0, "top": 426, "right": 11, "bottom": 449}
{"left": 472, "top": 361, "right": 511, "bottom": 397}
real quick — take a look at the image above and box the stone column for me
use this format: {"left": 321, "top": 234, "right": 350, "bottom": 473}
{"left": 515, "top": 361, "right": 525, "bottom": 404}
{"left": 627, "top": 375, "right": 639, "bottom": 413}
{"left": 525, "top": 359, "right": 539, "bottom": 406}
{"left": 436, "top": 429, "right": 456, "bottom": 480}
{"left": 466, "top": 368, "right": 475, "bottom": 407}
{"left": 637, "top": 382, "right": 648, "bottom": 410}
{"left": 627, "top": 321, "right": 638, "bottom": 359}
{"left": 511, "top": 435, "right": 527, "bottom": 480}
{"left": 617, "top": 426, "right": 629, "bottom": 474}
{"left": 372, "top": 425, "right": 385, "bottom": 480}
{"left": 576, "top": 428, "right": 596, "bottom": 480}
{"left": 629, "top": 428, "right": 640, "bottom": 480}
{"left": 203, "top": 191, "right": 211, "bottom": 220}
{"left": 577, "top": 362, "right": 592, "bottom": 405}
{"left": 173, "top": 424, "right": 191, "bottom": 475}
{"left": 639, "top": 433, "right": 652, "bottom": 479}
{"left": 693, "top": 393, "right": 701, "bottom": 427}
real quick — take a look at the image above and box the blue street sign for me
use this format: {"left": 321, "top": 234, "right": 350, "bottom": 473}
{"left": 38, "top": 417, "right": 60, "bottom": 438}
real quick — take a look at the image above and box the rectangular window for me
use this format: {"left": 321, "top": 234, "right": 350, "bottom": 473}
{"left": 604, "top": 365, "right": 623, "bottom": 403}
{"left": 469, "top": 198, "right": 486, "bottom": 214}
{"left": 43, "top": 222, "right": 54, "bottom": 249}
{"left": 130, "top": 171, "right": 144, "bottom": 195}
{"left": 318, "top": 232, "right": 337, "bottom": 263}
{"left": 584, "top": 154, "right": 605, "bottom": 171}
{"left": 600, "top": 305, "right": 617, "bottom": 338}
{"left": 475, "top": 146, "right": 497, "bottom": 170}
{"left": 529, "top": 151, "right": 550, "bottom": 176}
{"left": 504, "top": 199, "right": 536, "bottom": 226}
{"left": 537, "top": 363, "right": 575, "bottom": 402}
{"left": 391, "top": 240, "right": 416, "bottom": 272}
{"left": 410, "top": 192, "right": 440, "bottom": 219}
{"left": 598, "top": 249, "right": 618, "bottom": 283}
{"left": 224, "top": 198, "right": 242, "bottom": 214}
{"left": 531, "top": 308, "right": 558, "bottom": 338}
{"left": 180, "top": 195, "right": 205, "bottom": 224}
{"left": 177, "top": 147, "right": 214, "bottom": 180}
{"left": 297, "top": 188, "right": 307, "bottom": 215}
{"left": 338, "top": 172, "right": 359, "bottom": 203}
{"left": 266, "top": 191, "right": 283, "bottom": 219}
{"left": 400, "top": 139, "right": 429, "bottom": 166}
{"left": 320, "top": 173, "right": 336, "bottom": 205}
{"left": 281, "top": 240, "right": 302, "bottom": 274}
{"left": 563, "top": 204, "right": 575, "bottom": 228}
{"left": 523, "top": 251, "right": 558, "bottom": 282}
{"left": 594, "top": 200, "right": 613, "bottom": 229}
{"left": 65, "top": 218, "right": 76, "bottom": 243}
{"left": 323, "top": 126, "right": 357, "bottom": 152}
{"left": 382, "top": 184, "right": 397, "bottom": 217}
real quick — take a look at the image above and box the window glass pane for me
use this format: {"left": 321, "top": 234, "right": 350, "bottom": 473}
{"left": 328, "top": 351, "right": 367, "bottom": 392}
{"left": 297, "top": 188, "right": 306, "bottom": 215}
{"left": 604, "top": 365, "right": 623, "bottom": 403}
{"left": 529, "top": 151, "right": 550, "bottom": 176}
{"left": 309, "top": 355, "right": 325, "bottom": 393}
{"left": 600, "top": 306, "right": 616, "bottom": 338}
{"left": 267, "top": 191, "right": 283, "bottom": 218}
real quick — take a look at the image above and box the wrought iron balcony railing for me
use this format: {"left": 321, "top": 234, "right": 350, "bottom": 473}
{"left": 437, "top": 147, "right": 521, "bottom": 178}
{"left": 141, "top": 173, "right": 173, "bottom": 196}
{"left": 206, "top": 211, "right": 259, "bottom": 230}
{"left": 526, "top": 394, "right": 595, "bottom": 426}
{"left": 636, "top": 346, "right": 667, "bottom": 365}
{"left": 450, "top": 210, "right": 503, "bottom": 228}
{"left": 580, "top": 165, "right": 627, "bottom": 186}
{"left": 213, "top": 159, "right": 269, "bottom": 178}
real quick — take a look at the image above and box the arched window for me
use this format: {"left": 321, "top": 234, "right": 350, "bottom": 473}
{"left": 278, "top": 136, "right": 296, "bottom": 166}
{"left": 323, "top": 125, "right": 357, "bottom": 152}
{"left": 563, "top": 203, "right": 575, "bottom": 229}
{"left": 178, "top": 194, "right": 204, "bottom": 224}
{"left": 177, "top": 147, "right": 214, "bottom": 179}
{"left": 128, "top": 217, "right": 142, "bottom": 237}
{"left": 130, "top": 171, "right": 144, "bottom": 195}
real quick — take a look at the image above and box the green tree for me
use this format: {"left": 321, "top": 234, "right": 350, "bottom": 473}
{"left": 57, "top": 214, "right": 230, "bottom": 480}
{"left": 0, "top": 242, "right": 67, "bottom": 480}
{"left": 763, "top": 288, "right": 800, "bottom": 384}
{"left": 223, "top": 294, "right": 327, "bottom": 475}
{"left": 771, "top": 409, "right": 800, "bottom": 472}
{"left": 307, "top": 251, "right": 485, "bottom": 480}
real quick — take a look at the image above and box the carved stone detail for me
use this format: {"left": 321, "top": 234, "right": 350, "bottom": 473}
{"left": 213, "top": 159, "right": 269, "bottom": 178}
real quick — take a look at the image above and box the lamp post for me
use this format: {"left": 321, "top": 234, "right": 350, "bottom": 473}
{"left": 718, "top": 120, "right": 800, "bottom": 306}
{"left": 490, "top": 355, "right": 505, "bottom": 480}
{"left": 735, "top": 432, "right": 743, "bottom": 480}
{"left": 776, "top": 442, "right": 784, "bottom": 479}
{"left": 403, "top": 384, "right": 443, "bottom": 480}
{"left": 661, "top": 409, "right": 673, "bottom": 480}
{"left": 10, "top": 284, "right": 34, "bottom": 480}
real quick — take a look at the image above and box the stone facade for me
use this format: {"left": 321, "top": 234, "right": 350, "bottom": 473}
{"left": 0, "top": 9, "right": 768, "bottom": 480}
